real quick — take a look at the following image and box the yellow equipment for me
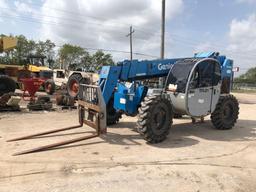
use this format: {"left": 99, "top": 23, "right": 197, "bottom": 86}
{"left": 0, "top": 36, "right": 55, "bottom": 95}
{"left": 0, "top": 36, "right": 18, "bottom": 52}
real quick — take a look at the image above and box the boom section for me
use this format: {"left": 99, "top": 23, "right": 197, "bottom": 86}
{"left": 118, "top": 58, "right": 183, "bottom": 81}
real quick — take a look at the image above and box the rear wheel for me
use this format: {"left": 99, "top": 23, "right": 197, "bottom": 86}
{"left": 137, "top": 95, "right": 173, "bottom": 143}
{"left": 0, "top": 75, "right": 16, "bottom": 96}
{"left": 44, "top": 79, "right": 55, "bottom": 95}
{"left": 67, "top": 74, "right": 89, "bottom": 98}
{"left": 211, "top": 95, "right": 239, "bottom": 130}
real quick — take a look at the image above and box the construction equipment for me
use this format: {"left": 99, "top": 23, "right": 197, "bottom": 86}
{"left": 8, "top": 51, "right": 239, "bottom": 155}
{"left": 19, "top": 78, "right": 52, "bottom": 110}
{"left": 26, "top": 54, "right": 56, "bottom": 95}
{"left": 53, "top": 69, "right": 98, "bottom": 98}
{"left": 0, "top": 36, "right": 17, "bottom": 52}
{"left": 81, "top": 51, "right": 239, "bottom": 143}
{"left": 0, "top": 36, "right": 55, "bottom": 95}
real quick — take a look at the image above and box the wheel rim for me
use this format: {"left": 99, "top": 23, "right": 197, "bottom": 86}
{"left": 151, "top": 105, "right": 168, "bottom": 134}
{"left": 69, "top": 79, "right": 79, "bottom": 96}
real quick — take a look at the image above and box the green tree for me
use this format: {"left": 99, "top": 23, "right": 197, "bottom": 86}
{"left": 0, "top": 35, "right": 56, "bottom": 66}
{"left": 91, "top": 50, "right": 114, "bottom": 70}
{"left": 12, "top": 35, "right": 36, "bottom": 64}
{"left": 58, "top": 44, "right": 91, "bottom": 70}
{"left": 35, "top": 40, "right": 55, "bottom": 57}
{"left": 235, "top": 67, "right": 256, "bottom": 83}
{"left": 35, "top": 39, "right": 56, "bottom": 68}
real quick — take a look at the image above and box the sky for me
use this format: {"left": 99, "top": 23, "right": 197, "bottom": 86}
{"left": 0, "top": 0, "right": 256, "bottom": 75}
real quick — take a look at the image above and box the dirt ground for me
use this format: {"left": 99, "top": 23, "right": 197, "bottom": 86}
{"left": 0, "top": 92, "right": 256, "bottom": 192}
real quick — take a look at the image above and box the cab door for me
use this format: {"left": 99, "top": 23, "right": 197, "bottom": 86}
{"left": 186, "top": 59, "right": 221, "bottom": 117}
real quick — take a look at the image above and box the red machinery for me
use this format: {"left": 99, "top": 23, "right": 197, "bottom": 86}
{"left": 19, "top": 78, "right": 52, "bottom": 110}
{"left": 20, "top": 78, "right": 44, "bottom": 101}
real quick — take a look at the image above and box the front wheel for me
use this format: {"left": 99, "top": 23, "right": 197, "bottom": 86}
{"left": 211, "top": 95, "right": 239, "bottom": 130}
{"left": 137, "top": 95, "right": 173, "bottom": 143}
{"left": 107, "top": 98, "right": 122, "bottom": 125}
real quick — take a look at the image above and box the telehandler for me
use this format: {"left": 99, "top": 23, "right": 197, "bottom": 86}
{"left": 9, "top": 52, "right": 239, "bottom": 155}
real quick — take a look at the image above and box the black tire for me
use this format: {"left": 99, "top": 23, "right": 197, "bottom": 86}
{"left": 37, "top": 95, "right": 51, "bottom": 103}
{"left": 67, "top": 74, "right": 89, "bottom": 98}
{"left": 107, "top": 97, "right": 122, "bottom": 125}
{"left": 137, "top": 95, "right": 173, "bottom": 143}
{"left": 211, "top": 95, "right": 239, "bottom": 130}
{"left": 44, "top": 79, "right": 55, "bottom": 95}
{"left": 0, "top": 75, "right": 16, "bottom": 96}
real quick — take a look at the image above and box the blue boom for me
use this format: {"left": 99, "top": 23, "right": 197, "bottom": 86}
{"left": 98, "top": 52, "right": 233, "bottom": 116}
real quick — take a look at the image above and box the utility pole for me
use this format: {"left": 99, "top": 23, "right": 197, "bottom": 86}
{"left": 161, "top": 0, "right": 165, "bottom": 59}
{"left": 159, "top": 0, "right": 166, "bottom": 87}
{"left": 126, "top": 25, "right": 135, "bottom": 60}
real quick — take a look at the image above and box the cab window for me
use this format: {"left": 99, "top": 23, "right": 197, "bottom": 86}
{"left": 57, "top": 71, "right": 65, "bottom": 78}
{"left": 189, "top": 60, "right": 220, "bottom": 88}
{"left": 212, "top": 62, "right": 221, "bottom": 86}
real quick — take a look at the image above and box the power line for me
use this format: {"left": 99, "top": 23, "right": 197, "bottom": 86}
{"left": 55, "top": 44, "right": 158, "bottom": 58}
{"left": 136, "top": 28, "right": 256, "bottom": 57}
{"left": 0, "top": 6, "right": 130, "bottom": 29}
{"left": 22, "top": 1, "right": 113, "bottom": 22}
{"left": 4, "top": 3, "right": 256, "bottom": 57}
{"left": 6, "top": 2, "right": 145, "bottom": 29}
{"left": 2, "top": 5, "right": 256, "bottom": 61}
{"left": 168, "top": 37, "right": 256, "bottom": 60}
{"left": 0, "top": 14, "right": 128, "bottom": 40}
{"left": 1, "top": 3, "right": 163, "bottom": 33}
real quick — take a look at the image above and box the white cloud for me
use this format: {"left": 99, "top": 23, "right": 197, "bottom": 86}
{"left": 190, "top": 13, "right": 256, "bottom": 75}
{"left": 0, "top": 0, "right": 8, "bottom": 8}
{"left": 226, "top": 14, "right": 256, "bottom": 74}
{"left": 0, "top": 0, "right": 23, "bottom": 24}
{"left": 14, "top": 1, "right": 35, "bottom": 14}
{"left": 0, "top": 0, "right": 10, "bottom": 22}
{"left": 228, "top": 14, "right": 256, "bottom": 51}
{"left": 39, "top": 0, "right": 184, "bottom": 60}
{"left": 193, "top": 42, "right": 213, "bottom": 53}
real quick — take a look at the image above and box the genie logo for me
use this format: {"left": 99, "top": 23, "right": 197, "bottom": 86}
{"left": 158, "top": 63, "right": 173, "bottom": 71}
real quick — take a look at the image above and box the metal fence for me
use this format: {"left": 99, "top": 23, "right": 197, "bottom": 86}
{"left": 233, "top": 82, "right": 256, "bottom": 90}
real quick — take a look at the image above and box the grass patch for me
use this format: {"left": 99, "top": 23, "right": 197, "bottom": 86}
{"left": 232, "top": 89, "right": 256, "bottom": 94}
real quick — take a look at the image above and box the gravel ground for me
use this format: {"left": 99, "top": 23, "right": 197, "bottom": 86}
{"left": 0, "top": 92, "right": 255, "bottom": 192}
